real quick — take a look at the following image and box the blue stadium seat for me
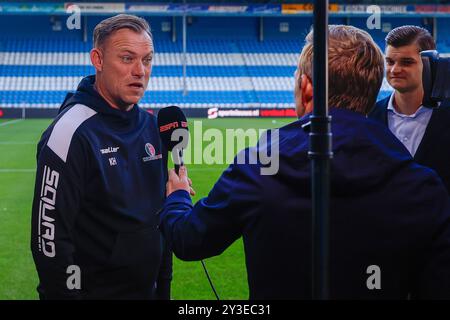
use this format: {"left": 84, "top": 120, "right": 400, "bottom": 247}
{"left": 0, "top": 35, "right": 393, "bottom": 109}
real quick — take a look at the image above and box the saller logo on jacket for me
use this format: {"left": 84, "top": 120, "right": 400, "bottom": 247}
{"left": 100, "top": 146, "right": 119, "bottom": 154}
{"left": 38, "top": 165, "right": 59, "bottom": 258}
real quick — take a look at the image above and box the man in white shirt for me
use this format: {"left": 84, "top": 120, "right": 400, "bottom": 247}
{"left": 369, "top": 25, "right": 450, "bottom": 194}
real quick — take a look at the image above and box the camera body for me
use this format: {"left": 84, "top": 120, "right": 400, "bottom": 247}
{"left": 421, "top": 50, "right": 450, "bottom": 108}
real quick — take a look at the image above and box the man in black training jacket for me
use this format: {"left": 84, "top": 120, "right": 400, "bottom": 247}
{"left": 31, "top": 14, "right": 172, "bottom": 300}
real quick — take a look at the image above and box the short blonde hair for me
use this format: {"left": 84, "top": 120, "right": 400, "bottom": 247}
{"left": 93, "top": 14, "right": 152, "bottom": 48}
{"left": 298, "top": 25, "right": 384, "bottom": 114}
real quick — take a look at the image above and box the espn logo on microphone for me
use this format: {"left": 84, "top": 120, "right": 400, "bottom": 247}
{"left": 37, "top": 165, "right": 60, "bottom": 258}
{"left": 159, "top": 121, "right": 188, "bottom": 133}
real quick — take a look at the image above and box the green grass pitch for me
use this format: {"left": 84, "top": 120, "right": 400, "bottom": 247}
{"left": 0, "top": 117, "right": 294, "bottom": 300}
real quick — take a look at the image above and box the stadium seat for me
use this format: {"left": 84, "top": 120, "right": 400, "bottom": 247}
{"left": 1, "top": 36, "right": 398, "bottom": 109}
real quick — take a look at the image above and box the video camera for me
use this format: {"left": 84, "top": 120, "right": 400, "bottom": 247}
{"left": 421, "top": 50, "right": 450, "bottom": 108}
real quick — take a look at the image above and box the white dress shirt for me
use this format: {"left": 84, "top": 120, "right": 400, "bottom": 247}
{"left": 387, "top": 93, "right": 433, "bottom": 157}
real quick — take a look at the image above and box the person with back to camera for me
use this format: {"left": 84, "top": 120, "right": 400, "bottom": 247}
{"left": 159, "top": 25, "right": 450, "bottom": 299}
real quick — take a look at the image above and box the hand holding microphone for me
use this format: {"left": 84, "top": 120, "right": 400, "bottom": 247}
{"left": 166, "top": 166, "right": 195, "bottom": 197}
{"left": 157, "top": 106, "right": 195, "bottom": 196}
{"left": 157, "top": 106, "right": 218, "bottom": 300}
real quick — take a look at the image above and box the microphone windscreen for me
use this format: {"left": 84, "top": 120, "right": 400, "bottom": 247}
{"left": 157, "top": 106, "right": 189, "bottom": 151}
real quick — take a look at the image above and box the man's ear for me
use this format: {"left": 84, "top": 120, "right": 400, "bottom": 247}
{"left": 90, "top": 48, "right": 103, "bottom": 72}
{"left": 301, "top": 74, "right": 314, "bottom": 113}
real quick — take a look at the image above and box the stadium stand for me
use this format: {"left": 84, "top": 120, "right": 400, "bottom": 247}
{"left": 0, "top": 37, "right": 299, "bottom": 108}
{"left": 1, "top": 5, "right": 448, "bottom": 110}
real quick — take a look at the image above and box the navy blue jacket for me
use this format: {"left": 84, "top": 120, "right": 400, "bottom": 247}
{"left": 160, "top": 108, "right": 450, "bottom": 299}
{"left": 31, "top": 75, "right": 172, "bottom": 299}
{"left": 369, "top": 94, "right": 450, "bottom": 194}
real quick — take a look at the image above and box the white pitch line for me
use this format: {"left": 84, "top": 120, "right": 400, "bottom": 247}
{"left": 0, "top": 167, "right": 225, "bottom": 173}
{"left": 0, "top": 119, "right": 23, "bottom": 127}
{"left": 0, "top": 141, "right": 35, "bottom": 145}
{"left": 0, "top": 168, "right": 35, "bottom": 173}
{"left": 183, "top": 167, "right": 227, "bottom": 170}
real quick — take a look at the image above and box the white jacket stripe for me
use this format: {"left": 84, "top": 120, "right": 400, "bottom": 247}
{"left": 47, "top": 104, "right": 96, "bottom": 163}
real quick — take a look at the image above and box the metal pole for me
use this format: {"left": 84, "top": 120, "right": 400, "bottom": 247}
{"left": 83, "top": 16, "right": 87, "bottom": 43}
{"left": 259, "top": 16, "right": 264, "bottom": 42}
{"left": 182, "top": 14, "right": 187, "bottom": 96}
{"left": 172, "top": 16, "right": 177, "bottom": 43}
{"left": 433, "top": 17, "right": 437, "bottom": 45}
{"left": 309, "top": 0, "right": 332, "bottom": 300}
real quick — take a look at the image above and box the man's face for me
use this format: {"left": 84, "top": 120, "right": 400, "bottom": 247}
{"left": 96, "top": 28, "right": 153, "bottom": 110}
{"left": 385, "top": 44, "right": 423, "bottom": 93}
